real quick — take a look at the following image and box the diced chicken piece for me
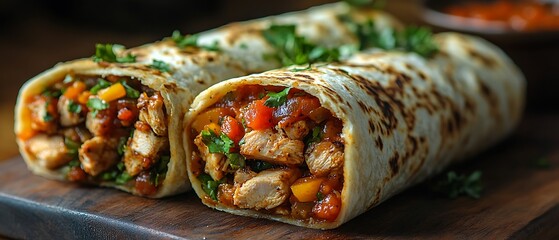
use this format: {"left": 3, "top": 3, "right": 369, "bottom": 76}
{"left": 29, "top": 96, "right": 58, "bottom": 134}
{"left": 234, "top": 168, "right": 257, "bottom": 186}
{"left": 233, "top": 168, "right": 299, "bottom": 210}
{"left": 194, "top": 132, "right": 227, "bottom": 180}
{"left": 277, "top": 120, "right": 311, "bottom": 140}
{"left": 240, "top": 129, "right": 304, "bottom": 165}
{"left": 124, "top": 124, "right": 169, "bottom": 176}
{"left": 26, "top": 134, "right": 72, "bottom": 169}
{"left": 137, "top": 92, "right": 167, "bottom": 136}
{"left": 57, "top": 96, "right": 83, "bottom": 127}
{"left": 79, "top": 137, "right": 119, "bottom": 176}
{"left": 305, "top": 141, "right": 344, "bottom": 177}
{"left": 86, "top": 108, "right": 115, "bottom": 137}
{"left": 60, "top": 126, "right": 92, "bottom": 143}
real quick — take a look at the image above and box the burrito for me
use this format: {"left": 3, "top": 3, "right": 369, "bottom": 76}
{"left": 14, "top": 3, "right": 401, "bottom": 197}
{"left": 185, "top": 33, "right": 525, "bottom": 228}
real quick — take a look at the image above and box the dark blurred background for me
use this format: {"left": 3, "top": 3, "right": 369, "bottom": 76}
{"left": 0, "top": 0, "right": 557, "bottom": 159}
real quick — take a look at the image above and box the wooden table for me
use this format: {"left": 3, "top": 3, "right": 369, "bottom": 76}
{"left": 1, "top": 114, "right": 559, "bottom": 239}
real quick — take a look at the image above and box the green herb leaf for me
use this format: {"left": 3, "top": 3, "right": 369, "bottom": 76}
{"left": 264, "top": 87, "right": 291, "bottom": 107}
{"left": 117, "top": 161, "right": 125, "bottom": 171}
{"left": 67, "top": 100, "right": 82, "bottom": 114}
{"left": 249, "top": 160, "right": 274, "bottom": 172}
{"left": 149, "top": 59, "right": 171, "bottom": 73}
{"left": 262, "top": 25, "right": 341, "bottom": 66}
{"left": 87, "top": 98, "right": 109, "bottom": 117}
{"left": 305, "top": 126, "right": 323, "bottom": 145}
{"left": 171, "top": 31, "right": 220, "bottom": 51}
{"left": 92, "top": 43, "right": 136, "bottom": 63}
{"left": 399, "top": 26, "right": 439, "bottom": 58}
{"left": 101, "top": 171, "right": 118, "bottom": 181}
{"left": 201, "top": 129, "right": 234, "bottom": 154}
{"left": 90, "top": 78, "right": 111, "bottom": 94}
{"left": 226, "top": 153, "right": 246, "bottom": 170}
{"left": 433, "top": 170, "right": 483, "bottom": 199}
{"left": 117, "top": 137, "right": 128, "bottom": 156}
{"left": 120, "top": 80, "right": 140, "bottom": 98}
{"left": 239, "top": 43, "right": 248, "bottom": 49}
{"left": 344, "top": 0, "right": 386, "bottom": 8}
{"left": 316, "top": 191, "right": 324, "bottom": 201}
{"left": 198, "top": 173, "right": 225, "bottom": 201}
{"left": 153, "top": 155, "right": 171, "bottom": 186}
{"left": 64, "top": 137, "right": 80, "bottom": 156}
{"left": 68, "top": 159, "right": 80, "bottom": 168}
{"left": 115, "top": 172, "right": 133, "bottom": 185}
{"left": 41, "top": 89, "right": 62, "bottom": 98}
{"left": 43, "top": 102, "right": 53, "bottom": 122}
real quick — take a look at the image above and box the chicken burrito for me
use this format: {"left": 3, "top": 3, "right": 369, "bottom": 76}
{"left": 14, "top": 2, "right": 401, "bottom": 197}
{"left": 185, "top": 33, "right": 525, "bottom": 228}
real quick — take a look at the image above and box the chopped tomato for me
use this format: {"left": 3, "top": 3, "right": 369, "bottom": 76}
{"left": 273, "top": 96, "right": 321, "bottom": 127}
{"left": 312, "top": 192, "right": 342, "bottom": 222}
{"left": 117, "top": 108, "right": 134, "bottom": 122}
{"left": 221, "top": 115, "right": 244, "bottom": 143}
{"left": 68, "top": 167, "right": 87, "bottom": 182}
{"left": 135, "top": 172, "right": 158, "bottom": 196}
{"left": 78, "top": 91, "right": 91, "bottom": 105}
{"left": 244, "top": 99, "right": 274, "bottom": 130}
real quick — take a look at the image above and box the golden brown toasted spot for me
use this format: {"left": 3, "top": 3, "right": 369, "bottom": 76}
{"left": 375, "top": 135, "right": 383, "bottom": 150}
{"left": 389, "top": 152, "right": 400, "bottom": 176}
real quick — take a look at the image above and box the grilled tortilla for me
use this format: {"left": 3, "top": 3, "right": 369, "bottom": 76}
{"left": 185, "top": 33, "right": 525, "bottom": 228}
{"left": 14, "top": 2, "right": 401, "bottom": 197}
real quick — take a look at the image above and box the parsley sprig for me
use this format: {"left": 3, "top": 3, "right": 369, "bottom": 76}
{"left": 342, "top": 17, "right": 438, "bottom": 57}
{"left": 92, "top": 44, "right": 136, "bottom": 63}
{"left": 433, "top": 170, "right": 483, "bottom": 199}
{"left": 171, "top": 31, "right": 221, "bottom": 51}
{"left": 262, "top": 25, "right": 342, "bottom": 66}
{"left": 264, "top": 87, "right": 291, "bottom": 107}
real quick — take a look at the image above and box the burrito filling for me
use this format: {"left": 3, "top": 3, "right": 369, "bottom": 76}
{"left": 20, "top": 74, "right": 170, "bottom": 196}
{"left": 191, "top": 85, "right": 344, "bottom": 222}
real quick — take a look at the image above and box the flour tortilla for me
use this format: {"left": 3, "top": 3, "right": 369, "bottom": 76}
{"left": 15, "top": 2, "right": 401, "bottom": 197}
{"left": 185, "top": 32, "right": 525, "bottom": 228}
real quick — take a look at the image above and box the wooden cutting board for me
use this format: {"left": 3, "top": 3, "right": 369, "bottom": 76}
{"left": 1, "top": 114, "right": 559, "bottom": 239}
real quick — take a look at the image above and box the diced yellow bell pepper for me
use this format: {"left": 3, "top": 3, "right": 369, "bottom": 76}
{"left": 64, "top": 81, "right": 86, "bottom": 100}
{"left": 290, "top": 177, "right": 324, "bottom": 202}
{"left": 98, "top": 82, "right": 126, "bottom": 102}
{"left": 191, "top": 107, "right": 233, "bottom": 133}
{"left": 204, "top": 123, "right": 221, "bottom": 134}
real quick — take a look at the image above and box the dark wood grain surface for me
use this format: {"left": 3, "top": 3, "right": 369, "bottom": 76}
{"left": 1, "top": 113, "right": 558, "bottom": 239}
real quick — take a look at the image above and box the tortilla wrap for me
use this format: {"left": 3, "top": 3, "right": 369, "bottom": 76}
{"left": 185, "top": 32, "right": 525, "bottom": 228}
{"left": 14, "top": 3, "right": 401, "bottom": 197}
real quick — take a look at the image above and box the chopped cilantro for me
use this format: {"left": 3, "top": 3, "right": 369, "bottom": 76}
{"left": 262, "top": 25, "right": 342, "bottom": 66}
{"left": 92, "top": 43, "right": 136, "bottom": 63}
{"left": 264, "top": 87, "right": 291, "bottom": 107}
{"left": 120, "top": 80, "right": 140, "bottom": 98}
{"left": 68, "top": 159, "right": 80, "bottom": 167}
{"left": 117, "top": 137, "right": 128, "bottom": 156}
{"left": 198, "top": 173, "right": 226, "bottom": 201}
{"left": 316, "top": 192, "right": 324, "bottom": 201}
{"left": 344, "top": 0, "right": 386, "bottom": 8}
{"left": 201, "top": 129, "right": 234, "bottom": 154}
{"left": 152, "top": 155, "right": 171, "bottom": 186}
{"left": 305, "top": 126, "right": 323, "bottom": 145}
{"left": 64, "top": 137, "right": 80, "bottom": 156}
{"left": 86, "top": 98, "right": 109, "bottom": 116}
{"left": 399, "top": 26, "right": 439, "bottom": 58}
{"left": 433, "top": 170, "right": 483, "bottom": 199}
{"left": 67, "top": 100, "right": 82, "bottom": 114}
{"left": 239, "top": 43, "right": 248, "bottom": 49}
{"left": 171, "top": 31, "right": 220, "bottom": 51}
{"left": 43, "top": 102, "right": 53, "bottom": 122}
{"left": 90, "top": 79, "right": 111, "bottom": 94}
{"left": 115, "top": 172, "right": 133, "bottom": 185}
{"left": 149, "top": 59, "right": 171, "bottom": 73}
{"left": 41, "top": 89, "right": 62, "bottom": 98}
{"left": 249, "top": 160, "right": 274, "bottom": 172}
{"left": 227, "top": 153, "right": 245, "bottom": 170}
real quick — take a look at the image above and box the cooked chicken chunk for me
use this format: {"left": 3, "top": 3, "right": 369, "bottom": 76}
{"left": 60, "top": 126, "right": 92, "bottom": 143}
{"left": 86, "top": 110, "right": 114, "bottom": 137}
{"left": 278, "top": 120, "right": 311, "bottom": 140}
{"left": 240, "top": 129, "right": 304, "bottom": 165}
{"left": 305, "top": 141, "right": 344, "bottom": 177}
{"left": 138, "top": 92, "right": 167, "bottom": 136}
{"left": 124, "top": 125, "right": 169, "bottom": 176}
{"left": 29, "top": 96, "right": 58, "bottom": 134}
{"left": 233, "top": 168, "right": 299, "bottom": 210}
{"left": 79, "top": 137, "right": 119, "bottom": 176}
{"left": 234, "top": 168, "right": 257, "bottom": 186}
{"left": 57, "top": 96, "right": 83, "bottom": 126}
{"left": 26, "top": 134, "right": 72, "bottom": 169}
{"left": 194, "top": 132, "right": 227, "bottom": 180}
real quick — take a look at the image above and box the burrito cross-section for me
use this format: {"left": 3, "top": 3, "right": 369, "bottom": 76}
{"left": 185, "top": 33, "right": 525, "bottom": 228}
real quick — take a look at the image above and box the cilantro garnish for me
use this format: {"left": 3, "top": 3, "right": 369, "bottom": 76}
{"left": 120, "top": 80, "right": 140, "bottom": 99}
{"left": 249, "top": 160, "right": 274, "bottom": 172}
{"left": 264, "top": 87, "right": 291, "bottom": 107}
{"left": 316, "top": 192, "right": 324, "bottom": 201}
{"left": 171, "top": 31, "right": 220, "bottom": 51}
{"left": 152, "top": 155, "right": 171, "bottom": 186}
{"left": 43, "top": 102, "right": 53, "bottom": 122}
{"left": 67, "top": 100, "right": 82, "bottom": 114}
{"left": 433, "top": 170, "right": 483, "bottom": 199}
{"left": 262, "top": 25, "right": 342, "bottom": 66}
{"left": 86, "top": 98, "right": 109, "bottom": 116}
{"left": 92, "top": 43, "right": 136, "bottom": 63}
{"left": 149, "top": 59, "right": 171, "bottom": 73}
{"left": 41, "top": 89, "right": 62, "bottom": 98}
{"left": 117, "top": 137, "right": 128, "bottom": 156}
{"left": 201, "top": 129, "right": 234, "bottom": 154}
{"left": 227, "top": 153, "right": 246, "bottom": 170}
{"left": 64, "top": 137, "right": 80, "bottom": 156}
{"left": 305, "top": 126, "right": 323, "bottom": 145}
{"left": 344, "top": 0, "right": 386, "bottom": 8}
{"left": 115, "top": 172, "right": 133, "bottom": 185}
{"left": 198, "top": 173, "right": 226, "bottom": 201}
{"left": 90, "top": 79, "right": 111, "bottom": 94}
